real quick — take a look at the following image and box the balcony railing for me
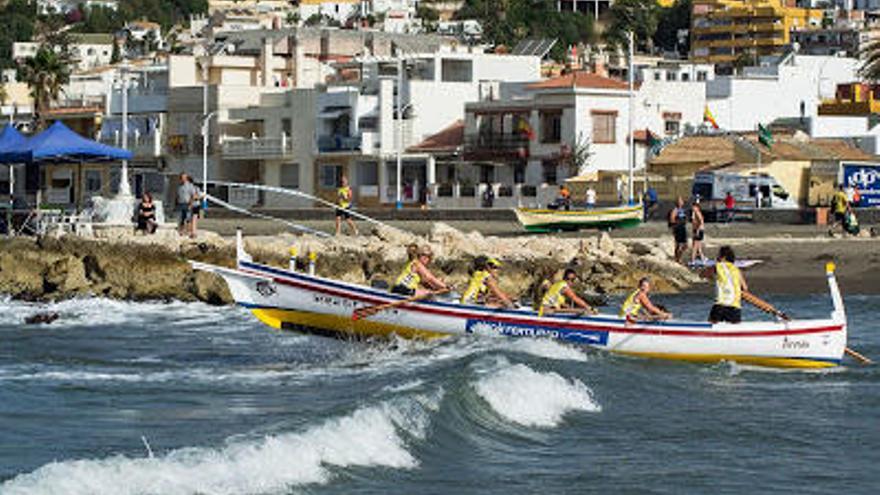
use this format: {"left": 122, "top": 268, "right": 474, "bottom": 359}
{"left": 318, "top": 135, "right": 362, "bottom": 153}
{"left": 463, "top": 133, "right": 530, "bottom": 160}
{"left": 99, "top": 131, "right": 162, "bottom": 158}
{"left": 221, "top": 136, "right": 294, "bottom": 160}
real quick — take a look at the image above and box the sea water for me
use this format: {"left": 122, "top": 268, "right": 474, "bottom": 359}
{"left": 0, "top": 294, "right": 878, "bottom": 494}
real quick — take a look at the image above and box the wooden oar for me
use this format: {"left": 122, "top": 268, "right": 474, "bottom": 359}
{"left": 844, "top": 347, "right": 873, "bottom": 365}
{"left": 352, "top": 288, "right": 450, "bottom": 321}
{"left": 742, "top": 291, "right": 790, "bottom": 321}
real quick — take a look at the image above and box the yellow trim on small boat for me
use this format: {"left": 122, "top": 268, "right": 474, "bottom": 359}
{"left": 613, "top": 350, "right": 838, "bottom": 369}
{"left": 251, "top": 308, "right": 449, "bottom": 340}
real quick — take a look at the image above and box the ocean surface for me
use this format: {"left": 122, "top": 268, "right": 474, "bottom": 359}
{"left": 0, "top": 293, "right": 878, "bottom": 495}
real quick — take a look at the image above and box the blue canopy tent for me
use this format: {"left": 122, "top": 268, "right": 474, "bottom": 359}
{"left": 0, "top": 125, "right": 29, "bottom": 233}
{"left": 9, "top": 121, "right": 132, "bottom": 207}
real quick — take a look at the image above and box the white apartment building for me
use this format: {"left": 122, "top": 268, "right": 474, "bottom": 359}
{"left": 451, "top": 65, "right": 710, "bottom": 208}
{"left": 706, "top": 53, "right": 859, "bottom": 132}
{"left": 13, "top": 34, "right": 115, "bottom": 72}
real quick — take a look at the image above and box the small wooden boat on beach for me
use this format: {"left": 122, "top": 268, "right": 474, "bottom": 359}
{"left": 192, "top": 232, "right": 848, "bottom": 369}
{"left": 514, "top": 204, "right": 643, "bottom": 232}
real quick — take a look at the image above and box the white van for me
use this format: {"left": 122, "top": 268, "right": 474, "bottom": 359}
{"left": 692, "top": 171, "right": 796, "bottom": 220}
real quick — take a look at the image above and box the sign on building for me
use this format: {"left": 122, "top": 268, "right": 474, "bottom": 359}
{"left": 842, "top": 162, "right": 880, "bottom": 207}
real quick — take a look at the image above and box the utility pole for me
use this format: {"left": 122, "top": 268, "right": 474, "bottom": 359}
{"left": 202, "top": 45, "right": 209, "bottom": 200}
{"left": 627, "top": 31, "right": 634, "bottom": 205}
{"left": 119, "top": 62, "right": 131, "bottom": 198}
{"left": 395, "top": 57, "right": 403, "bottom": 210}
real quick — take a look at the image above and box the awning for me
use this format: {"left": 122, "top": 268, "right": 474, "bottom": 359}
{"left": 318, "top": 107, "right": 351, "bottom": 119}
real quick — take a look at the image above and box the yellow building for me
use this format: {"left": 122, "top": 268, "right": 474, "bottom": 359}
{"left": 818, "top": 83, "right": 880, "bottom": 116}
{"left": 690, "top": 0, "right": 822, "bottom": 67}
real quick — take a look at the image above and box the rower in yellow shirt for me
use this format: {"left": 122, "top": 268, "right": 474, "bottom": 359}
{"left": 461, "top": 257, "right": 516, "bottom": 308}
{"left": 390, "top": 245, "right": 448, "bottom": 297}
{"left": 539, "top": 268, "right": 596, "bottom": 316}
{"left": 620, "top": 277, "right": 672, "bottom": 321}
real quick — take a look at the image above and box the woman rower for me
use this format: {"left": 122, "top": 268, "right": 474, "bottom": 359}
{"left": 461, "top": 257, "right": 516, "bottom": 308}
{"left": 390, "top": 245, "right": 448, "bottom": 297}
{"left": 539, "top": 268, "right": 596, "bottom": 316}
{"left": 620, "top": 277, "right": 672, "bottom": 321}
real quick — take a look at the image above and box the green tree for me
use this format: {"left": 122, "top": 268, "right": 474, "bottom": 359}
{"left": 653, "top": 0, "right": 690, "bottom": 54}
{"left": 417, "top": 4, "right": 440, "bottom": 32}
{"left": 0, "top": 0, "right": 37, "bottom": 69}
{"left": 604, "top": 0, "right": 659, "bottom": 51}
{"left": 20, "top": 48, "right": 71, "bottom": 128}
{"left": 110, "top": 39, "right": 121, "bottom": 63}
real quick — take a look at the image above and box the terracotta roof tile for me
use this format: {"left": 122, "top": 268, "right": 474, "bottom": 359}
{"left": 526, "top": 72, "right": 630, "bottom": 91}
{"left": 408, "top": 120, "right": 464, "bottom": 152}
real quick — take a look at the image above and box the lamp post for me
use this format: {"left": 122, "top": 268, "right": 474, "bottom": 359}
{"left": 627, "top": 31, "right": 635, "bottom": 206}
{"left": 395, "top": 58, "right": 403, "bottom": 210}
{"left": 118, "top": 62, "right": 132, "bottom": 198}
{"left": 202, "top": 54, "right": 209, "bottom": 199}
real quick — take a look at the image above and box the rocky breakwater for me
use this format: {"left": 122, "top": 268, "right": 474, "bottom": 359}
{"left": 0, "top": 223, "right": 700, "bottom": 306}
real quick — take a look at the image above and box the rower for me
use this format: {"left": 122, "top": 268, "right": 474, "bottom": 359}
{"left": 461, "top": 257, "right": 516, "bottom": 308}
{"left": 390, "top": 245, "right": 448, "bottom": 298}
{"left": 620, "top": 277, "right": 672, "bottom": 321}
{"left": 704, "top": 246, "right": 748, "bottom": 324}
{"left": 539, "top": 268, "right": 596, "bottom": 316}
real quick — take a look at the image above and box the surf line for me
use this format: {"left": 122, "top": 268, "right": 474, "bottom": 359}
{"left": 206, "top": 180, "right": 411, "bottom": 236}
{"left": 205, "top": 193, "right": 331, "bottom": 237}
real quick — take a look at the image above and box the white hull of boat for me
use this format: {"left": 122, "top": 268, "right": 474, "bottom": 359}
{"left": 192, "top": 241, "right": 848, "bottom": 369}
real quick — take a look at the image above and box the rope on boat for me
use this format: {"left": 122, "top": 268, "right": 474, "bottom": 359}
{"left": 205, "top": 194, "right": 331, "bottom": 238}
{"left": 207, "top": 180, "right": 411, "bottom": 236}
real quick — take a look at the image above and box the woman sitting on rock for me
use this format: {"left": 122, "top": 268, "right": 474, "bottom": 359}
{"left": 136, "top": 192, "right": 158, "bottom": 235}
{"left": 390, "top": 245, "right": 448, "bottom": 297}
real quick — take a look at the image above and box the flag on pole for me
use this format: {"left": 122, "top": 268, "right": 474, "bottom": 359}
{"left": 758, "top": 123, "right": 774, "bottom": 149}
{"left": 646, "top": 128, "right": 661, "bottom": 148}
{"left": 703, "top": 106, "right": 719, "bottom": 129}
{"left": 516, "top": 117, "right": 535, "bottom": 141}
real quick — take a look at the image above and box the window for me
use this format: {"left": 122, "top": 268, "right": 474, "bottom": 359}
{"left": 542, "top": 160, "right": 558, "bottom": 185}
{"left": 514, "top": 163, "right": 526, "bottom": 184}
{"left": 665, "top": 120, "right": 680, "bottom": 135}
{"left": 697, "top": 71, "right": 707, "bottom": 82}
{"left": 282, "top": 118, "right": 292, "bottom": 137}
{"left": 479, "top": 164, "right": 495, "bottom": 184}
{"left": 358, "top": 161, "right": 378, "bottom": 186}
{"left": 681, "top": 73, "right": 690, "bottom": 82}
{"left": 280, "top": 163, "right": 300, "bottom": 189}
{"left": 654, "top": 72, "right": 661, "bottom": 81}
{"left": 441, "top": 59, "right": 473, "bottom": 82}
{"left": 539, "top": 111, "right": 562, "bottom": 143}
{"left": 320, "top": 164, "right": 343, "bottom": 189}
{"left": 85, "top": 170, "right": 102, "bottom": 194}
{"left": 591, "top": 111, "right": 617, "bottom": 144}
{"left": 666, "top": 72, "right": 677, "bottom": 81}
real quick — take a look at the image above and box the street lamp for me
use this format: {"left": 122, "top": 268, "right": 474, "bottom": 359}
{"left": 201, "top": 110, "right": 216, "bottom": 200}
{"left": 118, "top": 62, "right": 132, "bottom": 198}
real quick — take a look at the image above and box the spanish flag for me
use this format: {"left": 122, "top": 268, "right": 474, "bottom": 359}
{"left": 516, "top": 116, "right": 535, "bottom": 141}
{"left": 703, "top": 106, "right": 719, "bottom": 129}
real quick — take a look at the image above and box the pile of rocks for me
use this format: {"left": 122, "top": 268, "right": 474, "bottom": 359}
{"left": 0, "top": 223, "right": 699, "bottom": 305}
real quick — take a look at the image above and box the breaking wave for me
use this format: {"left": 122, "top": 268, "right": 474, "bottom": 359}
{"left": 1, "top": 392, "right": 440, "bottom": 495}
{"left": 473, "top": 360, "right": 600, "bottom": 428}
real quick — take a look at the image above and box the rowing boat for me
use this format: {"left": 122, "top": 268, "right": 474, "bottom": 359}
{"left": 192, "top": 231, "right": 848, "bottom": 369}
{"left": 514, "top": 204, "right": 643, "bottom": 232}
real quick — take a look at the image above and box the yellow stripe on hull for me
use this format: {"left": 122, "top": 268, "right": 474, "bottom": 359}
{"left": 250, "top": 308, "right": 450, "bottom": 340}
{"left": 614, "top": 350, "right": 838, "bottom": 369}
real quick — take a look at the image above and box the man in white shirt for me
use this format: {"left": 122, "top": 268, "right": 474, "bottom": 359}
{"left": 586, "top": 187, "right": 596, "bottom": 209}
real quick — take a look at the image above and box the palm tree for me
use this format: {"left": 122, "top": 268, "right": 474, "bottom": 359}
{"left": 20, "top": 47, "right": 71, "bottom": 129}
{"left": 859, "top": 39, "right": 880, "bottom": 81}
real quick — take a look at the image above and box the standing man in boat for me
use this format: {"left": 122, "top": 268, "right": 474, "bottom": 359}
{"left": 391, "top": 245, "right": 448, "bottom": 297}
{"left": 668, "top": 196, "right": 688, "bottom": 264}
{"left": 620, "top": 277, "right": 672, "bottom": 321}
{"left": 539, "top": 268, "right": 596, "bottom": 316}
{"left": 704, "top": 246, "right": 748, "bottom": 324}
{"left": 335, "top": 176, "right": 359, "bottom": 236}
{"left": 461, "top": 257, "right": 516, "bottom": 308}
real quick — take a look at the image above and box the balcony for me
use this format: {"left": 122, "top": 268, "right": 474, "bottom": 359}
{"left": 99, "top": 130, "right": 162, "bottom": 158}
{"left": 318, "top": 135, "right": 362, "bottom": 153}
{"left": 221, "top": 135, "right": 294, "bottom": 160}
{"left": 463, "top": 134, "right": 530, "bottom": 161}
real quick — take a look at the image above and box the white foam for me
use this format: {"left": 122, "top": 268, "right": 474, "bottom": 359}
{"left": 474, "top": 362, "right": 600, "bottom": 428}
{"left": 498, "top": 339, "right": 589, "bottom": 362}
{"left": 1, "top": 393, "right": 438, "bottom": 495}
